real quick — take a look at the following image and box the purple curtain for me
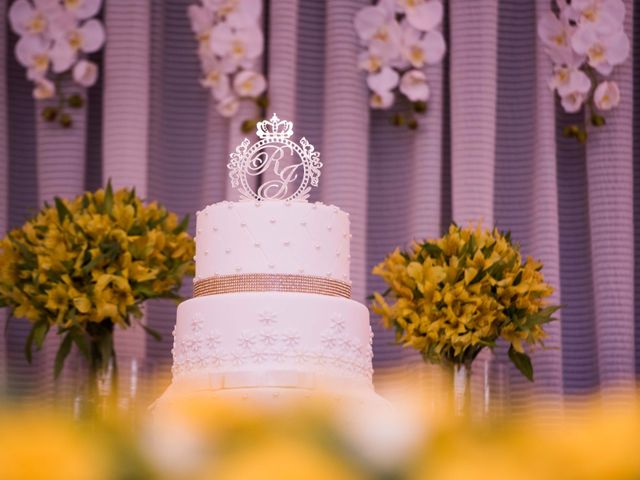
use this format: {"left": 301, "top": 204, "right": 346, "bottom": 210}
{"left": 0, "top": 0, "right": 638, "bottom": 409}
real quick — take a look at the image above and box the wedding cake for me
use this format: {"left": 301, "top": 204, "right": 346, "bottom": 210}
{"left": 158, "top": 114, "right": 377, "bottom": 405}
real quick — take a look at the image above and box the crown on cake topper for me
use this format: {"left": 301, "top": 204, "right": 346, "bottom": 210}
{"left": 227, "top": 113, "right": 323, "bottom": 202}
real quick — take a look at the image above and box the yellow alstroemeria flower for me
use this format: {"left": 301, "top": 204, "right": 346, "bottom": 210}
{"left": 45, "top": 284, "right": 69, "bottom": 312}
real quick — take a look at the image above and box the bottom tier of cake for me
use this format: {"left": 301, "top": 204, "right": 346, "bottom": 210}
{"left": 169, "top": 292, "right": 374, "bottom": 393}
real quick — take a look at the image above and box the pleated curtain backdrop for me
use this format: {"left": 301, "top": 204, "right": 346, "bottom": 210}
{"left": 0, "top": 0, "right": 638, "bottom": 408}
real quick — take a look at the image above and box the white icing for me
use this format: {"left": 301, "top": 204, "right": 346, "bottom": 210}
{"left": 195, "top": 201, "right": 351, "bottom": 283}
{"left": 171, "top": 292, "right": 373, "bottom": 388}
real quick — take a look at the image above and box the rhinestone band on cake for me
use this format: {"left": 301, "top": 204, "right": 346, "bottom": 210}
{"left": 193, "top": 273, "right": 352, "bottom": 299}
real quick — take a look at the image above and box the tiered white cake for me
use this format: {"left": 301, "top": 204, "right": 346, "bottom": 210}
{"left": 160, "top": 114, "right": 376, "bottom": 404}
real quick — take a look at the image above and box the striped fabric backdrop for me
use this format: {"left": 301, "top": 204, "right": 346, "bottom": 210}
{"left": 0, "top": 0, "right": 638, "bottom": 409}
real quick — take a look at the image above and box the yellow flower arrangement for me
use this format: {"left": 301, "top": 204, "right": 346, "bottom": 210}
{"left": 0, "top": 182, "right": 195, "bottom": 379}
{"left": 371, "top": 224, "right": 559, "bottom": 380}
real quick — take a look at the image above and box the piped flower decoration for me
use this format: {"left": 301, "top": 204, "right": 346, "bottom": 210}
{"left": 538, "top": 0, "right": 630, "bottom": 143}
{"left": 354, "top": 0, "right": 446, "bottom": 130}
{"left": 8, "top": 0, "right": 106, "bottom": 128}
{"left": 188, "top": 0, "right": 268, "bottom": 130}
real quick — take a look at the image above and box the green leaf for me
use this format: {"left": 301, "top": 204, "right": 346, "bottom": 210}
{"left": 141, "top": 324, "right": 162, "bottom": 342}
{"left": 485, "top": 260, "right": 506, "bottom": 280}
{"left": 481, "top": 241, "right": 496, "bottom": 259}
{"left": 71, "top": 329, "right": 90, "bottom": 360}
{"left": 148, "top": 211, "right": 169, "bottom": 229}
{"left": 127, "top": 187, "right": 136, "bottom": 204}
{"left": 54, "top": 332, "right": 73, "bottom": 378}
{"left": 420, "top": 242, "right": 443, "bottom": 259}
{"left": 33, "top": 320, "right": 49, "bottom": 349}
{"left": 104, "top": 180, "right": 114, "bottom": 215}
{"left": 508, "top": 345, "right": 534, "bottom": 381}
{"left": 537, "top": 305, "right": 562, "bottom": 317}
{"left": 512, "top": 270, "right": 523, "bottom": 286}
{"left": 97, "top": 332, "right": 113, "bottom": 372}
{"left": 54, "top": 197, "right": 71, "bottom": 223}
{"left": 173, "top": 214, "right": 190, "bottom": 234}
{"left": 24, "top": 326, "right": 36, "bottom": 364}
{"left": 469, "top": 268, "right": 487, "bottom": 285}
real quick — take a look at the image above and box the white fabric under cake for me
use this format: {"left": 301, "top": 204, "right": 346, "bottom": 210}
{"left": 193, "top": 201, "right": 351, "bottom": 282}
{"left": 171, "top": 292, "right": 374, "bottom": 392}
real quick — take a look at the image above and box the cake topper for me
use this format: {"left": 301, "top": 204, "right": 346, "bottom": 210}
{"left": 227, "top": 113, "right": 323, "bottom": 201}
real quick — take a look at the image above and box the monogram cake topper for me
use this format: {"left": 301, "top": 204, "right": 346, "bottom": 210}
{"left": 227, "top": 113, "right": 323, "bottom": 201}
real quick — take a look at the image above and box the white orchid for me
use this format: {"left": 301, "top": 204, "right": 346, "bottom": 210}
{"left": 571, "top": 27, "right": 629, "bottom": 75}
{"left": 396, "top": 0, "right": 443, "bottom": 32}
{"left": 32, "top": 77, "right": 55, "bottom": 99}
{"left": 190, "top": 0, "right": 268, "bottom": 120}
{"left": 539, "top": 0, "right": 628, "bottom": 138}
{"left": 355, "top": 0, "right": 445, "bottom": 126}
{"left": 399, "top": 69, "right": 430, "bottom": 101}
{"left": 560, "top": 91, "right": 588, "bottom": 113}
{"left": 188, "top": 4, "right": 214, "bottom": 35}
{"left": 9, "top": 0, "right": 104, "bottom": 127}
{"left": 354, "top": 5, "right": 392, "bottom": 42}
{"left": 62, "top": 0, "right": 102, "bottom": 20}
{"left": 48, "top": 17, "right": 105, "bottom": 73}
{"left": 72, "top": 59, "right": 98, "bottom": 86}
{"left": 210, "top": 23, "right": 263, "bottom": 68}
{"left": 215, "top": 0, "right": 262, "bottom": 28}
{"left": 357, "top": 35, "right": 403, "bottom": 73}
{"left": 358, "top": 49, "right": 385, "bottom": 73}
{"left": 537, "top": 12, "right": 581, "bottom": 65}
{"left": 593, "top": 80, "right": 620, "bottom": 110}
{"left": 367, "top": 67, "right": 398, "bottom": 110}
{"left": 200, "top": 64, "right": 231, "bottom": 100}
{"left": 571, "top": 0, "right": 625, "bottom": 37}
{"left": 15, "top": 35, "right": 51, "bottom": 78}
{"left": 399, "top": 25, "right": 445, "bottom": 68}
{"left": 548, "top": 65, "right": 591, "bottom": 97}
{"left": 370, "top": 90, "right": 395, "bottom": 109}
{"left": 354, "top": 6, "right": 402, "bottom": 61}
{"left": 367, "top": 66, "right": 399, "bottom": 94}
{"left": 216, "top": 94, "right": 240, "bottom": 117}
{"left": 233, "top": 70, "right": 266, "bottom": 98}
{"left": 8, "top": 0, "right": 60, "bottom": 37}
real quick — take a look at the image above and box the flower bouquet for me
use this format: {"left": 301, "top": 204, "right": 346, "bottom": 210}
{"left": 538, "top": 0, "right": 630, "bottom": 142}
{"left": 354, "top": 0, "right": 446, "bottom": 129}
{"left": 188, "top": 0, "right": 268, "bottom": 130}
{"left": 0, "top": 182, "right": 194, "bottom": 402}
{"left": 371, "top": 224, "right": 559, "bottom": 383}
{"left": 8, "top": 0, "right": 107, "bottom": 127}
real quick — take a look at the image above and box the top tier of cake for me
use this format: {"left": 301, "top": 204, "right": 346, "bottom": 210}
{"left": 194, "top": 201, "right": 351, "bottom": 283}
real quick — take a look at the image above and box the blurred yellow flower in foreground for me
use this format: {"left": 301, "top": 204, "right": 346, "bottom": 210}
{"left": 0, "top": 410, "right": 109, "bottom": 480}
{"left": 209, "top": 436, "right": 363, "bottom": 480}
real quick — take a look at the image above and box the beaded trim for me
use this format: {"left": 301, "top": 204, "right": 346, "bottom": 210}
{"left": 194, "top": 273, "right": 352, "bottom": 299}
